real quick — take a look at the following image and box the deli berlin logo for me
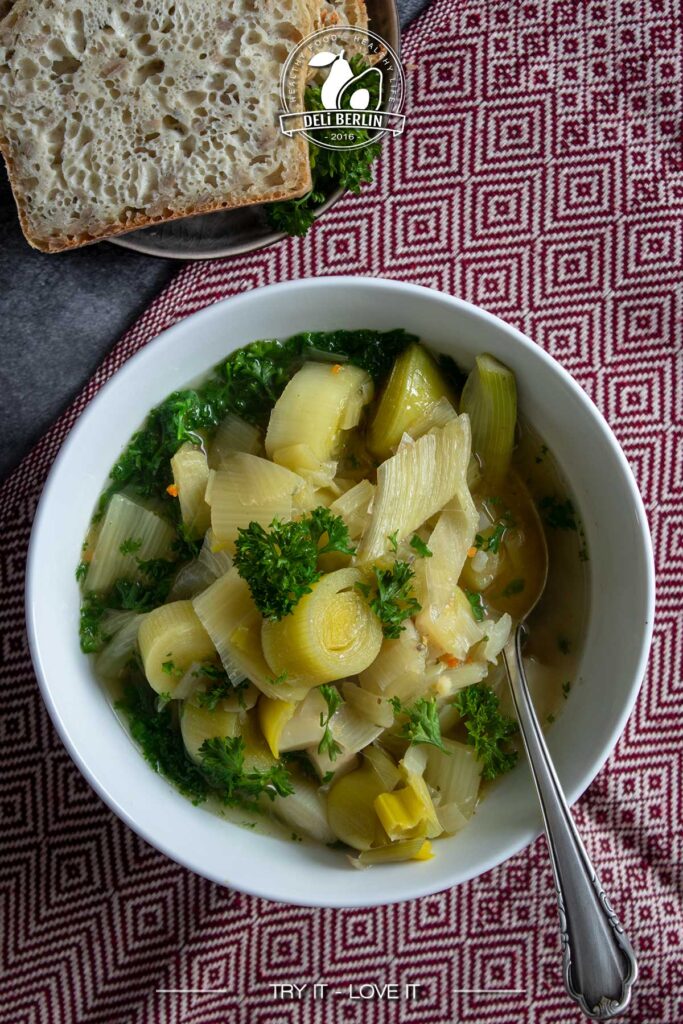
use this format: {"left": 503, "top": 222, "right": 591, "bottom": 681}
{"left": 279, "top": 27, "right": 406, "bottom": 152}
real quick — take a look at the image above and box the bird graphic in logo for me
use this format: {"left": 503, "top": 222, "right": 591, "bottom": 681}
{"left": 308, "top": 49, "right": 383, "bottom": 112}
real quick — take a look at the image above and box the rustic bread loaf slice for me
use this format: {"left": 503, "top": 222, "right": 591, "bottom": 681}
{"left": 0, "top": 0, "right": 314, "bottom": 251}
{"left": 317, "top": 0, "right": 368, "bottom": 32}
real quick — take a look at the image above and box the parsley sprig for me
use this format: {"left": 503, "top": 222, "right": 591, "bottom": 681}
{"left": 356, "top": 561, "right": 421, "bottom": 639}
{"left": 234, "top": 507, "right": 355, "bottom": 621}
{"left": 192, "top": 663, "right": 248, "bottom": 711}
{"left": 390, "top": 696, "right": 446, "bottom": 751}
{"left": 199, "top": 737, "right": 293, "bottom": 806}
{"left": 318, "top": 685, "right": 344, "bottom": 762}
{"left": 452, "top": 684, "right": 518, "bottom": 780}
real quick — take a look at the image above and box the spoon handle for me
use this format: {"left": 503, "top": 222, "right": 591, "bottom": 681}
{"left": 502, "top": 625, "right": 638, "bottom": 1020}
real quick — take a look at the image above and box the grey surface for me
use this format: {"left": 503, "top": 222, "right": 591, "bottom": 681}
{"left": 0, "top": 0, "right": 427, "bottom": 483}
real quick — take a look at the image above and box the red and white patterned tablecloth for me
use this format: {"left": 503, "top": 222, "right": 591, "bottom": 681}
{"left": 1, "top": 0, "right": 682, "bottom": 1021}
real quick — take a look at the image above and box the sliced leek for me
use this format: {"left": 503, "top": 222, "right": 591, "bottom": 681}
{"left": 357, "top": 417, "right": 472, "bottom": 563}
{"left": 265, "top": 362, "right": 373, "bottom": 462}
{"left": 363, "top": 745, "right": 401, "bottom": 791}
{"left": 329, "top": 479, "right": 375, "bottom": 541}
{"left": 209, "top": 412, "right": 262, "bottom": 467}
{"left": 95, "top": 612, "right": 145, "bottom": 679}
{"left": 166, "top": 529, "right": 233, "bottom": 601}
{"left": 356, "top": 837, "right": 432, "bottom": 865}
{"left": 424, "top": 738, "right": 481, "bottom": 821}
{"left": 272, "top": 443, "right": 337, "bottom": 490}
{"left": 399, "top": 745, "right": 443, "bottom": 839}
{"left": 342, "top": 681, "right": 394, "bottom": 728}
{"left": 180, "top": 702, "right": 240, "bottom": 764}
{"left": 170, "top": 443, "right": 211, "bottom": 539}
{"left": 406, "top": 396, "right": 458, "bottom": 440}
{"left": 327, "top": 703, "right": 384, "bottom": 755}
{"left": 326, "top": 765, "right": 386, "bottom": 850}
{"left": 271, "top": 778, "right": 336, "bottom": 844}
{"left": 261, "top": 568, "right": 383, "bottom": 688}
{"left": 138, "top": 601, "right": 216, "bottom": 694}
{"left": 192, "top": 568, "right": 309, "bottom": 701}
{"left": 459, "top": 353, "right": 517, "bottom": 485}
{"left": 374, "top": 786, "right": 428, "bottom": 842}
{"left": 85, "top": 493, "right": 175, "bottom": 593}
{"left": 359, "top": 620, "right": 426, "bottom": 699}
{"left": 278, "top": 689, "right": 328, "bottom": 752}
{"left": 205, "top": 454, "right": 304, "bottom": 550}
{"left": 367, "top": 343, "right": 455, "bottom": 460}
{"left": 258, "top": 697, "right": 297, "bottom": 758}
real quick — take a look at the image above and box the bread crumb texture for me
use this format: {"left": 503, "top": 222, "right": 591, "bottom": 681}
{"left": 0, "top": 0, "right": 314, "bottom": 250}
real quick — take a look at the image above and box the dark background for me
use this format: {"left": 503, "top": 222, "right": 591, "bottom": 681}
{"left": 0, "top": 0, "right": 427, "bottom": 483}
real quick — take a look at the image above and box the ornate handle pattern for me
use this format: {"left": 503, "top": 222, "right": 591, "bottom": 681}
{"left": 502, "top": 625, "right": 638, "bottom": 1020}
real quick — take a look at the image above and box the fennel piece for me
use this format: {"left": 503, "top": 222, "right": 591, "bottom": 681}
{"left": 459, "top": 353, "right": 517, "bottom": 486}
{"left": 367, "top": 343, "right": 455, "bottom": 460}
{"left": 357, "top": 416, "right": 472, "bottom": 564}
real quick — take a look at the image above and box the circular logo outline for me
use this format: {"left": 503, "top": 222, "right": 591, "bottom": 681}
{"left": 279, "top": 26, "right": 406, "bottom": 153}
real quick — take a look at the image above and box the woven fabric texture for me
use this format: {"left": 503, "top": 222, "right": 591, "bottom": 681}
{"left": 1, "top": 0, "right": 682, "bottom": 1021}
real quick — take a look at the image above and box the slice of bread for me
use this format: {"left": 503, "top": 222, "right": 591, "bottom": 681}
{"left": 0, "top": 0, "right": 314, "bottom": 251}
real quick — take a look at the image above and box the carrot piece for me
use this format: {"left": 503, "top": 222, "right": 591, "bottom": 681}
{"left": 166, "top": 484, "right": 179, "bottom": 497}
{"left": 331, "top": 364, "right": 343, "bottom": 374}
{"left": 467, "top": 546, "right": 477, "bottom": 558}
{"left": 440, "top": 654, "right": 461, "bottom": 669}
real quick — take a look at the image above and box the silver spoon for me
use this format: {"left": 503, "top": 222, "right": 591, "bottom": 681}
{"left": 500, "top": 515, "right": 637, "bottom": 1019}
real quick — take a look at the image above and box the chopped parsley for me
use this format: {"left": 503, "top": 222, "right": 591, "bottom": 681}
{"left": 464, "top": 589, "right": 485, "bottom": 622}
{"left": 356, "top": 561, "right": 421, "bottom": 639}
{"left": 199, "top": 736, "right": 293, "bottom": 806}
{"left": 410, "top": 534, "right": 433, "bottom": 558}
{"left": 234, "top": 507, "right": 355, "bottom": 620}
{"left": 192, "top": 663, "right": 248, "bottom": 711}
{"left": 390, "top": 696, "right": 446, "bottom": 752}
{"left": 474, "top": 522, "right": 506, "bottom": 554}
{"left": 318, "top": 685, "right": 344, "bottom": 762}
{"left": 388, "top": 530, "right": 399, "bottom": 553}
{"left": 79, "top": 593, "right": 109, "bottom": 654}
{"left": 75, "top": 561, "right": 89, "bottom": 582}
{"left": 266, "top": 671, "right": 289, "bottom": 687}
{"left": 161, "top": 660, "right": 181, "bottom": 678}
{"left": 557, "top": 635, "right": 571, "bottom": 655}
{"left": 119, "top": 537, "right": 143, "bottom": 556}
{"left": 501, "top": 578, "right": 525, "bottom": 598}
{"left": 105, "top": 557, "right": 178, "bottom": 613}
{"left": 452, "top": 684, "right": 519, "bottom": 781}
{"left": 562, "top": 680, "right": 572, "bottom": 698}
{"left": 539, "top": 495, "right": 578, "bottom": 531}
{"left": 116, "top": 683, "right": 208, "bottom": 804}
{"left": 99, "top": 330, "right": 415, "bottom": 510}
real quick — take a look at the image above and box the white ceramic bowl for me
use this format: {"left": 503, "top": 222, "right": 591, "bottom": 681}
{"left": 26, "top": 277, "right": 654, "bottom": 907}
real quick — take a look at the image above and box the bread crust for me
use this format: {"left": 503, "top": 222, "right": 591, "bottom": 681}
{"left": 0, "top": 0, "right": 315, "bottom": 252}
